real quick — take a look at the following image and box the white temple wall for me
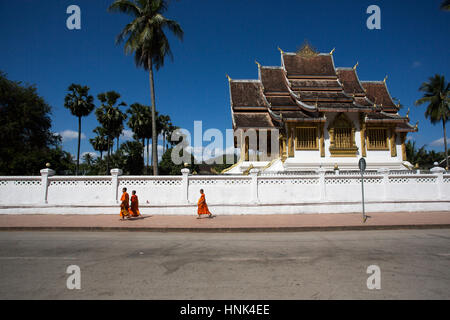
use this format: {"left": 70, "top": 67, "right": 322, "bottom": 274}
{"left": 0, "top": 168, "right": 448, "bottom": 215}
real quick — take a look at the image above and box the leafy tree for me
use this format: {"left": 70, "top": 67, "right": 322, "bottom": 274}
{"left": 95, "top": 91, "right": 127, "bottom": 173}
{"left": 127, "top": 103, "right": 152, "bottom": 173}
{"left": 63, "top": 84, "right": 95, "bottom": 175}
{"left": 415, "top": 74, "right": 450, "bottom": 169}
{"left": 441, "top": 0, "right": 450, "bottom": 11}
{"left": 120, "top": 140, "right": 144, "bottom": 175}
{"left": 90, "top": 127, "right": 111, "bottom": 160}
{"left": 0, "top": 72, "right": 72, "bottom": 175}
{"left": 109, "top": 0, "right": 184, "bottom": 175}
{"left": 158, "top": 114, "right": 172, "bottom": 153}
{"left": 159, "top": 147, "right": 199, "bottom": 175}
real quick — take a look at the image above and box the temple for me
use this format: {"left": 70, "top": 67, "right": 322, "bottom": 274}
{"left": 225, "top": 44, "right": 418, "bottom": 173}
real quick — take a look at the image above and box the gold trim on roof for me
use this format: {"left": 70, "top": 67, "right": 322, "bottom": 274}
{"left": 296, "top": 43, "right": 319, "bottom": 57}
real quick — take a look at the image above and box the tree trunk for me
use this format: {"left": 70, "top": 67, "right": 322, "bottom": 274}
{"left": 444, "top": 119, "right": 448, "bottom": 169}
{"left": 106, "top": 137, "right": 111, "bottom": 174}
{"left": 76, "top": 116, "right": 81, "bottom": 176}
{"left": 117, "top": 136, "right": 120, "bottom": 152}
{"left": 149, "top": 58, "right": 158, "bottom": 175}
{"left": 163, "top": 132, "right": 166, "bottom": 154}
{"left": 146, "top": 138, "right": 150, "bottom": 173}
{"left": 142, "top": 138, "right": 146, "bottom": 175}
{"left": 100, "top": 151, "right": 103, "bottom": 160}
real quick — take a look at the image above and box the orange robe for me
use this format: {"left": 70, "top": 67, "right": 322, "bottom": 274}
{"left": 197, "top": 193, "right": 211, "bottom": 215}
{"left": 129, "top": 194, "right": 140, "bottom": 217}
{"left": 120, "top": 192, "right": 130, "bottom": 218}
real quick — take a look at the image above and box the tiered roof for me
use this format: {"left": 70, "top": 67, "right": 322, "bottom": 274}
{"left": 228, "top": 44, "right": 416, "bottom": 133}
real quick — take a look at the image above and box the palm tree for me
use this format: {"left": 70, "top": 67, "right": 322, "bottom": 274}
{"left": 90, "top": 126, "right": 110, "bottom": 160}
{"left": 158, "top": 114, "right": 172, "bottom": 153}
{"left": 415, "top": 74, "right": 450, "bottom": 169}
{"left": 108, "top": 0, "right": 184, "bottom": 175}
{"left": 95, "top": 91, "right": 127, "bottom": 172}
{"left": 441, "top": 0, "right": 450, "bottom": 10}
{"left": 64, "top": 84, "right": 95, "bottom": 175}
{"left": 127, "top": 103, "right": 152, "bottom": 173}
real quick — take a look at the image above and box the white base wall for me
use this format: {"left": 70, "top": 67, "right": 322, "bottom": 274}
{"left": 1, "top": 169, "right": 449, "bottom": 215}
{"left": 1, "top": 200, "right": 449, "bottom": 215}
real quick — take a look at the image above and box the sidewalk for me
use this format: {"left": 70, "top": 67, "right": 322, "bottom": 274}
{"left": 0, "top": 211, "right": 449, "bottom": 232}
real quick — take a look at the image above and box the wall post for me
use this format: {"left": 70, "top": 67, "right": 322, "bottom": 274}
{"left": 40, "top": 168, "right": 55, "bottom": 204}
{"left": 431, "top": 164, "right": 445, "bottom": 200}
{"left": 317, "top": 168, "right": 326, "bottom": 201}
{"left": 250, "top": 168, "right": 259, "bottom": 203}
{"left": 181, "top": 168, "right": 190, "bottom": 203}
{"left": 377, "top": 168, "right": 389, "bottom": 201}
{"left": 110, "top": 168, "right": 123, "bottom": 204}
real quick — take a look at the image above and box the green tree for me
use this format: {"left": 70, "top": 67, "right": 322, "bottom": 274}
{"left": 63, "top": 84, "right": 95, "bottom": 175}
{"left": 158, "top": 114, "right": 172, "bottom": 153}
{"left": 0, "top": 72, "right": 72, "bottom": 175}
{"left": 90, "top": 127, "right": 111, "bottom": 160}
{"left": 159, "top": 147, "right": 199, "bottom": 175}
{"left": 127, "top": 103, "right": 152, "bottom": 173}
{"left": 109, "top": 0, "right": 184, "bottom": 175}
{"left": 441, "top": 0, "right": 450, "bottom": 10}
{"left": 120, "top": 140, "right": 145, "bottom": 175}
{"left": 415, "top": 74, "right": 450, "bottom": 169}
{"left": 95, "top": 91, "right": 127, "bottom": 172}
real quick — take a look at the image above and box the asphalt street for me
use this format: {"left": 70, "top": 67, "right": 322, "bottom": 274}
{"left": 0, "top": 230, "right": 449, "bottom": 299}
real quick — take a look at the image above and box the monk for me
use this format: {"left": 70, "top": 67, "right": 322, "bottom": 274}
{"left": 197, "top": 189, "right": 212, "bottom": 218}
{"left": 129, "top": 190, "right": 141, "bottom": 218}
{"left": 119, "top": 187, "right": 130, "bottom": 220}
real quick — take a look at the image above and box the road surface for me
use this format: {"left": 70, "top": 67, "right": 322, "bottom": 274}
{"left": 0, "top": 230, "right": 449, "bottom": 299}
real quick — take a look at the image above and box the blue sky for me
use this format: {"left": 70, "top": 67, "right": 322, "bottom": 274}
{"left": 1, "top": 0, "right": 449, "bottom": 160}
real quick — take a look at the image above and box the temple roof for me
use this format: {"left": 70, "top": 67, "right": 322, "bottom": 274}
{"left": 336, "top": 68, "right": 366, "bottom": 96}
{"left": 228, "top": 45, "right": 415, "bottom": 131}
{"left": 362, "top": 81, "right": 399, "bottom": 112}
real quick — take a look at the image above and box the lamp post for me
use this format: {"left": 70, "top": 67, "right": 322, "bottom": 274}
{"left": 359, "top": 157, "right": 367, "bottom": 223}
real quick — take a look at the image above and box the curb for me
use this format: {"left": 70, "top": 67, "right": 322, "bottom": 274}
{"left": 1, "top": 224, "right": 449, "bottom": 233}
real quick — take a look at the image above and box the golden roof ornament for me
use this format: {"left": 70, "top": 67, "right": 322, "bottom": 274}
{"left": 353, "top": 62, "right": 359, "bottom": 70}
{"left": 296, "top": 42, "right": 319, "bottom": 57}
{"left": 415, "top": 120, "right": 419, "bottom": 129}
{"left": 226, "top": 74, "right": 232, "bottom": 82}
{"left": 277, "top": 46, "right": 284, "bottom": 54}
{"left": 255, "top": 60, "right": 261, "bottom": 68}
{"left": 329, "top": 48, "right": 335, "bottom": 55}
{"left": 406, "top": 108, "right": 410, "bottom": 119}
{"left": 383, "top": 75, "right": 388, "bottom": 83}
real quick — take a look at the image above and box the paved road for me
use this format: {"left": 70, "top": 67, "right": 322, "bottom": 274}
{"left": 0, "top": 230, "right": 449, "bottom": 299}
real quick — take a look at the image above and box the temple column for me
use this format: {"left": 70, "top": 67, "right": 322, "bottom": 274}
{"left": 320, "top": 123, "right": 325, "bottom": 157}
{"left": 287, "top": 123, "right": 294, "bottom": 158}
{"left": 390, "top": 128, "right": 397, "bottom": 157}
{"left": 400, "top": 132, "right": 407, "bottom": 161}
{"left": 359, "top": 114, "right": 366, "bottom": 157}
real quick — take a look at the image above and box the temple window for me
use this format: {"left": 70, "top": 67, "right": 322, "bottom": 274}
{"left": 367, "top": 128, "right": 389, "bottom": 150}
{"left": 295, "top": 127, "right": 318, "bottom": 150}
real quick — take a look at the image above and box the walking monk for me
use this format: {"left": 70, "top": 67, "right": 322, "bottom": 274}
{"left": 129, "top": 190, "right": 141, "bottom": 217}
{"left": 119, "top": 187, "right": 130, "bottom": 220}
{"left": 197, "top": 189, "right": 212, "bottom": 219}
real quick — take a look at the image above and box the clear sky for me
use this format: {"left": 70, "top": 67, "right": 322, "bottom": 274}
{"left": 1, "top": 0, "right": 449, "bottom": 160}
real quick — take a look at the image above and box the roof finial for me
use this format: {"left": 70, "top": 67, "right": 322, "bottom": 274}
{"left": 329, "top": 48, "right": 335, "bottom": 55}
{"left": 255, "top": 60, "right": 261, "bottom": 68}
{"left": 353, "top": 61, "right": 359, "bottom": 70}
{"left": 383, "top": 75, "right": 388, "bottom": 83}
{"left": 277, "top": 46, "right": 284, "bottom": 54}
{"left": 415, "top": 120, "right": 419, "bottom": 129}
{"left": 406, "top": 108, "right": 410, "bottom": 119}
{"left": 226, "top": 74, "right": 232, "bottom": 82}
